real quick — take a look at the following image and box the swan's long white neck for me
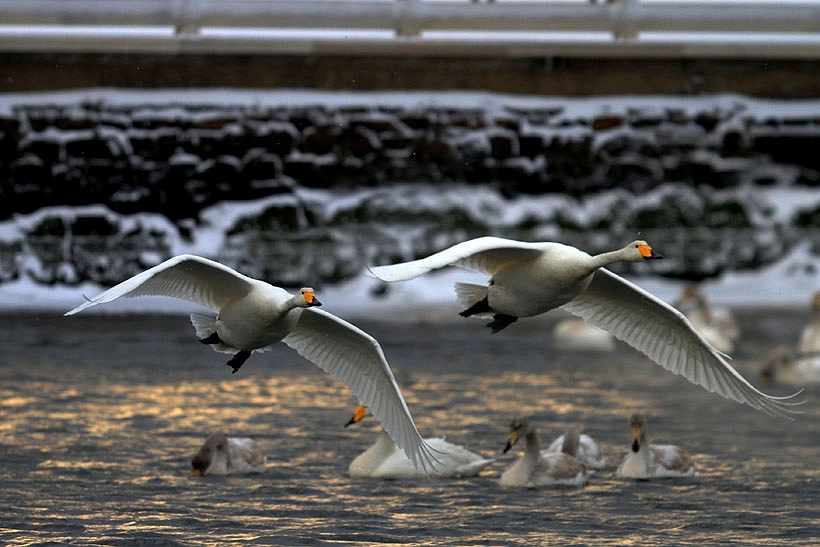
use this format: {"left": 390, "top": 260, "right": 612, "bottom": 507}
{"left": 561, "top": 429, "right": 580, "bottom": 457}
{"left": 520, "top": 430, "right": 541, "bottom": 478}
{"left": 588, "top": 247, "right": 633, "bottom": 270}
{"left": 285, "top": 294, "right": 306, "bottom": 311}
{"left": 348, "top": 430, "right": 397, "bottom": 475}
{"left": 622, "top": 431, "right": 651, "bottom": 475}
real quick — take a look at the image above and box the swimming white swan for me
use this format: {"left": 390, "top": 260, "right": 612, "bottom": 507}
{"left": 191, "top": 432, "right": 267, "bottom": 476}
{"left": 760, "top": 346, "right": 820, "bottom": 386}
{"left": 552, "top": 318, "right": 615, "bottom": 352}
{"left": 65, "top": 254, "right": 438, "bottom": 473}
{"left": 616, "top": 413, "right": 695, "bottom": 479}
{"left": 675, "top": 284, "right": 739, "bottom": 354}
{"left": 499, "top": 418, "right": 592, "bottom": 488}
{"left": 798, "top": 291, "right": 820, "bottom": 355}
{"left": 370, "top": 237, "right": 802, "bottom": 417}
{"left": 345, "top": 406, "right": 494, "bottom": 479}
{"left": 544, "top": 424, "right": 606, "bottom": 469}
{"left": 759, "top": 293, "right": 820, "bottom": 386}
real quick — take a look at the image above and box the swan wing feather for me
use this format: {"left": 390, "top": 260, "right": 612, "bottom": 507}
{"left": 283, "top": 308, "right": 438, "bottom": 473}
{"left": 370, "top": 237, "right": 545, "bottom": 281}
{"left": 65, "top": 255, "right": 255, "bottom": 315}
{"left": 562, "top": 268, "right": 803, "bottom": 418}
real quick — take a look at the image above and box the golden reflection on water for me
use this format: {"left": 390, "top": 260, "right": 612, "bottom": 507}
{"left": 2, "top": 313, "right": 819, "bottom": 546}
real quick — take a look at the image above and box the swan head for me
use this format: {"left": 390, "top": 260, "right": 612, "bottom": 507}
{"left": 192, "top": 432, "right": 230, "bottom": 476}
{"left": 344, "top": 405, "right": 369, "bottom": 427}
{"left": 504, "top": 417, "right": 534, "bottom": 453}
{"left": 626, "top": 240, "right": 663, "bottom": 261}
{"left": 298, "top": 287, "right": 322, "bottom": 308}
{"left": 629, "top": 413, "right": 647, "bottom": 453}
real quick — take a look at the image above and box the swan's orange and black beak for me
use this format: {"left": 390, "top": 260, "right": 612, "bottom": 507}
{"left": 630, "top": 424, "right": 643, "bottom": 453}
{"left": 344, "top": 405, "right": 367, "bottom": 427}
{"left": 638, "top": 244, "right": 663, "bottom": 260}
{"left": 503, "top": 430, "right": 519, "bottom": 454}
{"left": 304, "top": 290, "right": 322, "bottom": 307}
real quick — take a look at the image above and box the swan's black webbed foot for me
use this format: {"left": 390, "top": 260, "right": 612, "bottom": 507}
{"left": 459, "top": 297, "right": 491, "bottom": 318}
{"left": 226, "top": 350, "right": 251, "bottom": 374}
{"left": 487, "top": 314, "right": 517, "bottom": 334}
{"left": 199, "top": 332, "right": 222, "bottom": 345}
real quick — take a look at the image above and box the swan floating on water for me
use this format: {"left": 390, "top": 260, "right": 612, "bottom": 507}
{"left": 675, "top": 284, "right": 740, "bottom": 355}
{"left": 798, "top": 291, "right": 820, "bottom": 355}
{"left": 191, "top": 432, "right": 267, "bottom": 476}
{"left": 65, "top": 254, "right": 439, "bottom": 473}
{"left": 370, "top": 237, "right": 802, "bottom": 417}
{"left": 761, "top": 346, "right": 820, "bottom": 386}
{"left": 499, "top": 418, "right": 592, "bottom": 488}
{"left": 544, "top": 424, "right": 606, "bottom": 469}
{"left": 760, "top": 293, "right": 820, "bottom": 386}
{"left": 552, "top": 318, "right": 615, "bottom": 352}
{"left": 615, "top": 413, "right": 695, "bottom": 479}
{"left": 345, "top": 405, "right": 494, "bottom": 479}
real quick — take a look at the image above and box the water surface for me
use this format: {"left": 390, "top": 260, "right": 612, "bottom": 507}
{"left": 1, "top": 311, "right": 818, "bottom": 546}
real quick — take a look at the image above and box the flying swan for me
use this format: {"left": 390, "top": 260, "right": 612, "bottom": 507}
{"left": 369, "top": 237, "right": 802, "bottom": 417}
{"left": 65, "top": 254, "right": 439, "bottom": 473}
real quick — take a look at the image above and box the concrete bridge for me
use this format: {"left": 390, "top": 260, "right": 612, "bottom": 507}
{"left": 1, "top": 0, "right": 819, "bottom": 96}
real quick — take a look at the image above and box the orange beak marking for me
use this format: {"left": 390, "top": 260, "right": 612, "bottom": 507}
{"left": 304, "top": 291, "right": 315, "bottom": 304}
{"left": 638, "top": 244, "right": 654, "bottom": 258}
{"left": 345, "top": 405, "right": 367, "bottom": 427}
{"left": 352, "top": 405, "right": 367, "bottom": 423}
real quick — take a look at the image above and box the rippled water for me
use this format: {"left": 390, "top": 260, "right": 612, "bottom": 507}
{"left": 1, "top": 310, "right": 818, "bottom": 546}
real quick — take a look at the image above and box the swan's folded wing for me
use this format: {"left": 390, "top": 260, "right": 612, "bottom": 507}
{"left": 369, "top": 237, "right": 544, "bottom": 281}
{"left": 65, "top": 255, "right": 254, "bottom": 315}
{"left": 283, "top": 308, "right": 439, "bottom": 473}
{"left": 562, "top": 268, "right": 803, "bottom": 418}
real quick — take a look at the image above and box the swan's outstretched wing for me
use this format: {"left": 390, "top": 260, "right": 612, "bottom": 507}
{"left": 562, "top": 268, "right": 803, "bottom": 418}
{"left": 283, "top": 308, "right": 439, "bottom": 473}
{"left": 65, "top": 255, "right": 255, "bottom": 315}
{"left": 370, "top": 237, "right": 545, "bottom": 281}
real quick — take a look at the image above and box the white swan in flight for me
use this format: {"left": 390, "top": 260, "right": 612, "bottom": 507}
{"left": 191, "top": 432, "right": 267, "bottom": 476}
{"left": 615, "top": 413, "right": 695, "bottom": 479}
{"left": 369, "top": 237, "right": 802, "bottom": 417}
{"left": 345, "top": 405, "right": 494, "bottom": 479}
{"left": 65, "top": 254, "right": 439, "bottom": 473}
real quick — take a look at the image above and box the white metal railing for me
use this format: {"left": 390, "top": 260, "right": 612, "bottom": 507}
{"left": 1, "top": 0, "right": 819, "bottom": 58}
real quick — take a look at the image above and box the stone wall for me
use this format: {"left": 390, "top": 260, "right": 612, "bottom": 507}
{"left": 2, "top": 92, "right": 820, "bottom": 289}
